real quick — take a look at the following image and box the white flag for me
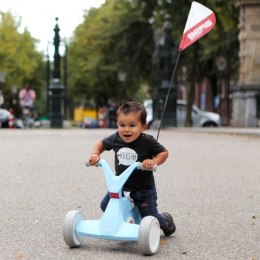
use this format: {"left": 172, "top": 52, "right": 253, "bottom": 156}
{"left": 178, "top": 1, "right": 216, "bottom": 51}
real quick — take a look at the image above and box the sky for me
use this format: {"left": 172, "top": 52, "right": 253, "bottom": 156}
{"left": 0, "top": 0, "right": 105, "bottom": 54}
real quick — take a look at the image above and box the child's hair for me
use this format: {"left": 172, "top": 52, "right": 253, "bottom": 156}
{"left": 117, "top": 101, "right": 147, "bottom": 125}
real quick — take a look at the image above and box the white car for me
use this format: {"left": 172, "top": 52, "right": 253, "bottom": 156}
{"left": 0, "top": 108, "right": 25, "bottom": 128}
{"left": 144, "top": 99, "right": 221, "bottom": 127}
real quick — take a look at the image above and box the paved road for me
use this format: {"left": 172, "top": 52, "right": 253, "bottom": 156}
{"left": 0, "top": 129, "right": 259, "bottom": 260}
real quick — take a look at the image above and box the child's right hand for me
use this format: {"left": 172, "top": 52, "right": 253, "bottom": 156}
{"left": 88, "top": 154, "right": 100, "bottom": 165}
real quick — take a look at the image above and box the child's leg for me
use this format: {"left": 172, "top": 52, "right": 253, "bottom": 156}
{"left": 131, "top": 185, "right": 175, "bottom": 235}
{"left": 100, "top": 192, "right": 110, "bottom": 212}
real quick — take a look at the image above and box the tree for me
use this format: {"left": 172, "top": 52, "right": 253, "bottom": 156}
{"left": 0, "top": 11, "right": 45, "bottom": 111}
{"left": 67, "top": 0, "right": 154, "bottom": 107}
{"left": 66, "top": 0, "right": 239, "bottom": 126}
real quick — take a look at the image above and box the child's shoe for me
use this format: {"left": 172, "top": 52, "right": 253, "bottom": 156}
{"left": 162, "top": 212, "right": 176, "bottom": 236}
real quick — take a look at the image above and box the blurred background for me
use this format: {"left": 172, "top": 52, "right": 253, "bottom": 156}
{"left": 0, "top": 0, "right": 259, "bottom": 129}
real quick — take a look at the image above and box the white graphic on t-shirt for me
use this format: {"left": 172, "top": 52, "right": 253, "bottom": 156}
{"left": 117, "top": 148, "right": 138, "bottom": 165}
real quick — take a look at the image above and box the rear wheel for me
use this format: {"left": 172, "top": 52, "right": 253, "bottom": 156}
{"left": 138, "top": 216, "right": 160, "bottom": 255}
{"left": 63, "top": 210, "right": 84, "bottom": 248}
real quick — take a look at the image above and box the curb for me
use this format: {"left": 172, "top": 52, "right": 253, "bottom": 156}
{"left": 164, "top": 127, "right": 260, "bottom": 137}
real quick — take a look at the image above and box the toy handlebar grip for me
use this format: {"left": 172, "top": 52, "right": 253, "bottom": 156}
{"left": 138, "top": 163, "right": 157, "bottom": 172}
{"left": 85, "top": 161, "right": 101, "bottom": 167}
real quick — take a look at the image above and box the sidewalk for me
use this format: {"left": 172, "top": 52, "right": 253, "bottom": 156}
{"left": 166, "top": 127, "right": 260, "bottom": 137}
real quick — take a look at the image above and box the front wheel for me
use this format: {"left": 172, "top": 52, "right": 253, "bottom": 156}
{"left": 138, "top": 216, "right": 160, "bottom": 255}
{"left": 63, "top": 210, "right": 84, "bottom": 248}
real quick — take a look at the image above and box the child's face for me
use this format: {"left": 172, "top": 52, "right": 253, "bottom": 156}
{"left": 117, "top": 112, "right": 147, "bottom": 143}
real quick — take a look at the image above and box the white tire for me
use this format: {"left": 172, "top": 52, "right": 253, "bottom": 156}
{"left": 138, "top": 216, "right": 160, "bottom": 255}
{"left": 63, "top": 210, "right": 84, "bottom": 248}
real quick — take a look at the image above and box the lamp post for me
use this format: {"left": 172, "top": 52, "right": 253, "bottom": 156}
{"left": 63, "top": 43, "right": 68, "bottom": 120}
{"left": 53, "top": 18, "right": 61, "bottom": 80}
{"left": 153, "top": 14, "right": 176, "bottom": 127}
{"left": 118, "top": 71, "right": 126, "bottom": 99}
{"left": 48, "top": 17, "right": 64, "bottom": 128}
{"left": 216, "top": 55, "right": 227, "bottom": 125}
{"left": 46, "top": 45, "right": 50, "bottom": 116}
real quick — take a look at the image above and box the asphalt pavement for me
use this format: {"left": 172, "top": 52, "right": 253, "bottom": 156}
{"left": 0, "top": 128, "right": 259, "bottom": 260}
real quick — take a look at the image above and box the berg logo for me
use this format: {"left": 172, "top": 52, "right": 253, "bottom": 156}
{"left": 187, "top": 19, "right": 213, "bottom": 40}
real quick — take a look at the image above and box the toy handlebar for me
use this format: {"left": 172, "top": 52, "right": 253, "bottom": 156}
{"left": 85, "top": 161, "right": 157, "bottom": 172}
{"left": 85, "top": 161, "right": 101, "bottom": 167}
{"left": 138, "top": 163, "right": 157, "bottom": 172}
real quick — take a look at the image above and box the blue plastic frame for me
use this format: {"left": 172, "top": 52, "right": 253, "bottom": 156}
{"left": 76, "top": 159, "right": 143, "bottom": 241}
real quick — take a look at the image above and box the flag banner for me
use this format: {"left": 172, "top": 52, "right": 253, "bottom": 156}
{"left": 178, "top": 1, "right": 216, "bottom": 51}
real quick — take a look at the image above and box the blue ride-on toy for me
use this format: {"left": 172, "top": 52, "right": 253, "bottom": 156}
{"left": 63, "top": 159, "right": 160, "bottom": 255}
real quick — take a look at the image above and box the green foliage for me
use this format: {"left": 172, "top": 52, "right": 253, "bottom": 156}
{"left": 67, "top": 0, "right": 239, "bottom": 109}
{"left": 68, "top": 0, "right": 154, "bottom": 106}
{"left": 0, "top": 1, "right": 239, "bottom": 118}
{"left": 0, "top": 11, "right": 45, "bottom": 111}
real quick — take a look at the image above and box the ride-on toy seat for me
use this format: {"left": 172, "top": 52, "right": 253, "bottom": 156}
{"left": 63, "top": 159, "right": 160, "bottom": 255}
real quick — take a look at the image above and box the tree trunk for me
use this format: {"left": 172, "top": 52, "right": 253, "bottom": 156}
{"left": 185, "top": 43, "right": 199, "bottom": 127}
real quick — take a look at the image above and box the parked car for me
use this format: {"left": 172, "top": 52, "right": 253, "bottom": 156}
{"left": 0, "top": 108, "right": 25, "bottom": 128}
{"left": 144, "top": 99, "right": 221, "bottom": 127}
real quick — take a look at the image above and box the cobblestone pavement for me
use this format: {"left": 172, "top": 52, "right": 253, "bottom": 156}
{"left": 0, "top": 128, "right": 259, "bottom": 260}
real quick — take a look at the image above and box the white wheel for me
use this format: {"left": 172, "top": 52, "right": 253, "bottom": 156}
{"left": 138, "top": 216, "right": 160, "bottom": 255}
{"left": 63, "top": 210, "right": 84, "bottom": 248}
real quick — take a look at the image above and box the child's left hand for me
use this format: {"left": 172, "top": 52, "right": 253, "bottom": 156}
{"left": 142, "top": 159, "right": 155, "bottom": 170}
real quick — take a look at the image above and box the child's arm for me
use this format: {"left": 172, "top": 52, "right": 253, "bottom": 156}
{"left": 88, "top": 141, "right": 105, "bottom": 165}
{"left": 142, "top": 149, "right": 168, "bottom": 170}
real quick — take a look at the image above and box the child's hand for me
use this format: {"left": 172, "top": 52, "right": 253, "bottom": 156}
{"left": 88, "top": 154, "right": 100, "bottom": 165}
{"left": 142, "top": 159, "right": 155, "bottom": 170}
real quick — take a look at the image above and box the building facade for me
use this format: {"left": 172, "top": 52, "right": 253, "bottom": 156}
{"left": 231, "top": 0, "right": 260, "bottom": 127}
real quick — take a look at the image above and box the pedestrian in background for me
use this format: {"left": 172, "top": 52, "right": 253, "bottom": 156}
{"left": 19, "top": 83, "right": 37, "bottom": 128}
{"left": 19, "top": 83, "right": 36, "bottom": 108}
{"left": 0, "top": 89, "right": 4, "bottom": 108}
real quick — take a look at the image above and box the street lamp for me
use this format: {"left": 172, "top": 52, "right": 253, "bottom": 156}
{"left": 46, "top": 45, "right": 50, "bottom": 116}
{"left": 157, "top": 14, "right": 177, "bottom": 127}
{"left": 118, "top": 71, "right": 126, "bottom": 99}
{"left": 48, "top": 17, "right": 65, "bottom": 128}
{"left": 161, "top": 14, "right": 172, "bottom": 89}
{"left": 215, "top": 55, "right": 230, "bottom": 125}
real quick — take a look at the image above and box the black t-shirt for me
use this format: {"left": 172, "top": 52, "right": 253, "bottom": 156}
{"left": 102, "top": 132, "right": 166, "bottom": 191}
